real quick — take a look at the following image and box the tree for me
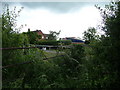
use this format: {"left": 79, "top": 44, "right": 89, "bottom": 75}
{"left": 25, "top": 28, "right": 42, "bottom": 44}
{"left": 80, "top": 2, "right": 120, "bottom": 88}
{"left": 48, "top": 30, "right": 61, "bottom": 40}
{"left": 95, "top": 1, "right": 120, "bottom": 87}
{"left": 83, "top": 27, "right": 99, "bottom": 44}
{"left": 2, "top": 4, "right": 30, "bottom": 86}
{"left": 2, "top": 4, "right": 24, "bottom": 48}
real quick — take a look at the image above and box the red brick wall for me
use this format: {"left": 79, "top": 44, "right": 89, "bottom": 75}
{"left": 36, "top": 30, "right": 46, "bottom": 39}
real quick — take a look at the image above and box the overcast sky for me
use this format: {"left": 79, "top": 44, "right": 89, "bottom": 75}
{"left": 2, "top": 1, "right": 110, "bottom": 38}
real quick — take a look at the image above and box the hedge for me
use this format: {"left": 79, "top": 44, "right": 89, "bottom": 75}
{"left": 37, "top": 40, "right": 72, "bottom": 45}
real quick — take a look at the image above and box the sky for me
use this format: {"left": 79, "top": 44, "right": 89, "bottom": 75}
{"left": 2, "top": 1, "right": 110, "bottom": 39}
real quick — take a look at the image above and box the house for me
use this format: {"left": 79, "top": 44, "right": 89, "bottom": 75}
{"left": 32, "top": 30, "right": 49, "bottom": 40}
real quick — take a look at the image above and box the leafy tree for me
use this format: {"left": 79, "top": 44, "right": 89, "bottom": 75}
{"left": 87, "top": 1, "right": 120, "bottom": 88}
{"left": 102, "top": 1, "right": 120, "bottom": 87}
{"left": 2, "top": 4, "right": 25, "bottom": 63}
{"left": 83, "top": 27, "right": 99, "bottom": 44}
{"left": 2, "top": 4, "right": 25, "bottom": 48}
{"left": 80, "top": 1, "right": 120, "bottom": 88}
{"left": 48, "top": 30, "right": 61, "bottom": 40}
{"left": 2, "top": 4, "right": 30, "bottom": 87}
{"left": 24, "top": 28, "right": 41, "bottom": 44}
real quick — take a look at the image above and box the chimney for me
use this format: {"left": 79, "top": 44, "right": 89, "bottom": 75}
{"left": 28, "top": 28, "right": 30, "bottom": 32}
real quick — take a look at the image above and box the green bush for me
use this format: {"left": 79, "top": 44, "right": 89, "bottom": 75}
{"left": 37, "top": 40, "right": 72, "bottom": 46}
{"left": 58, "top": 40, "right": 72, "bottom": 45}
{"left": 37, "top": 40, "right": 59, "bottom": 45}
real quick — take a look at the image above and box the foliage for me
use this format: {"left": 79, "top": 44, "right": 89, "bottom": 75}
{"left": 2, "top": 4, "right": 30, "bottom": 88}
{"left": 79, "top": 1, "right": 120, "bottom": 88}
{"left": 2, "top": 4, "right": 28, "bottom": 64}
{"left": 23, "top": 28, "right": 42, "bottom": 44}
{"left": 67, "top": 44, "right": 84, "bottom": 63}
{"left": 58, "top": 40, "right": 72, "bottom": 45}
{"left": 48, "top": 30, "right": 61, "bottom": 40}
{"left": 37, "top": 40, "right": 59, "bottom": 45}
{"left": 83, "top": 27, "right": 99, "bottom": 44}
{"left": 2, "top": 1, "right": 120, "bottom": 89}
{"left": 37, "top": 40, "right": 72, "bottom": 46}
{"left": 96, "top": 1, "right": 120, "bottom": 87}
{"left": 2, "top": 4, "right": 24, "bottom": 47}
{"left": 81, "top": 1, "right": 120, "bottom": 88}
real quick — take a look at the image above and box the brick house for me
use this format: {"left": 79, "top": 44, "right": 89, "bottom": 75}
{"left": 32, "top": 30, "right": 49, "bottom": 40}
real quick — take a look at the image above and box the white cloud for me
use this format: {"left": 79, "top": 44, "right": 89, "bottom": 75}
{"left": 16, "top": 5, "right": 102, "bottom": 38}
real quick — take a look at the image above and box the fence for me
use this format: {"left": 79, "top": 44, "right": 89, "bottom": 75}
{"left": 1, "top": 46, "right": 65, "bottom": 68}
{"left": 2, "top": 44, "right": 91, "bottom": 68}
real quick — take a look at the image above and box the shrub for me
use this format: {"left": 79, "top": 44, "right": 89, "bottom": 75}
{"left": 37, "top": 40, "right": 59, "bottom": 45}
{"left": 58, "top": 40, "right": 72, "bottom": 45}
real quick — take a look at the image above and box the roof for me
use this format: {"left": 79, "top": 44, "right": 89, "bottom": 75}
{"left": 32, "top": 30, "right": 42, "bottom": 32}
{"left": 66, "top": 38, "right": 84, "bottom": 43}
{"left": 32, "top": 30, "right": 50, "bottom": 36}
